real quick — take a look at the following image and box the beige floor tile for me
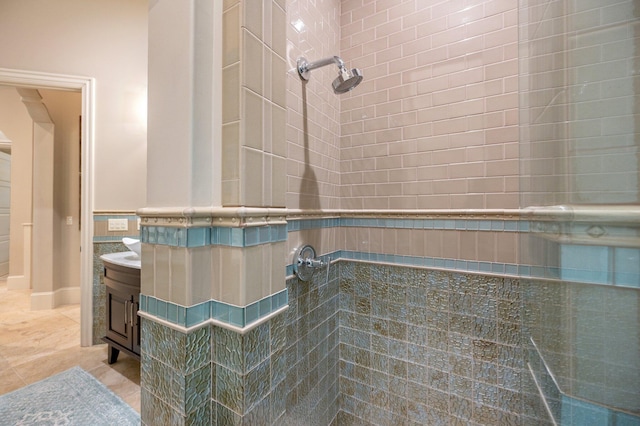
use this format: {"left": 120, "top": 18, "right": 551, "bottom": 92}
{"left": 122, "top": 386, "right": 142, "bottom": 413}
{"left": 0, "top": 367, "right": 26, "bottom": 394}
{"left": 0, "top": 280, "right": 140, "bottom": 413}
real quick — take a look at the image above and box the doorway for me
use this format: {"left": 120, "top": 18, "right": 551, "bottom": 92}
{"left": 0, "top": 68, "right": 95, "bottom": 347}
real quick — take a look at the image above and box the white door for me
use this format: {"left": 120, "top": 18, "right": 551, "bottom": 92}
{"left": 0, "top": 151, "right": 10, "bottom": 277}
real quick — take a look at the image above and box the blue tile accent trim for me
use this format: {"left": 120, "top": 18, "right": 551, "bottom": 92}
{"left": 140, "top": 224, "right": 287, "bottom": 247}
{"left": 140, "top": 289, "right": 288, "bottom": 329}
{"left": 288, "top": 249, "right": 636, "bottom": 288}
{"left": 286, "top": 217, "right": 340, "bottom": 232}
{"left": 287, "top": 217, "right": 526, "bottom": 232}
{"left": 284, "top": 247, "right": 636, "bottom": 288}
{"left": 286, "top": 248, "right": 525, "bottom": 280}
{"left": 286, "top": 218, "right": 640, "bottom": 288}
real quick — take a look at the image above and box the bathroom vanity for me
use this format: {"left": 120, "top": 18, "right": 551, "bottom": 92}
{"left": 100, "top": 252, "right": 141, "bottom": 364}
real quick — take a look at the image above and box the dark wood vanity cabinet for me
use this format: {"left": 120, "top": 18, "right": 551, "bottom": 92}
{"left": 102, "top": 259, "right": 141, "bottom": 363}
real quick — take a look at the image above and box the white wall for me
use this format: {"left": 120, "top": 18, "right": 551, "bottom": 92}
{"left": 0, "top": 0, "right": 148, "bottom": 210}
{"left": 40, "top": 89, "right": 82, "bottom": 291}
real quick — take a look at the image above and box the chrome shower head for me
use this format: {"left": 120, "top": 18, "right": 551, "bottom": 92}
{"left": 332, "top": 66, "right": 363, "bottom": 94}
{"left": 297, "top": 56, "right": 363, "bottom": 94}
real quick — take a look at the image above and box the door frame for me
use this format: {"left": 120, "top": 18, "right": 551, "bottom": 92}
{"left": 0, "top": 68, "right": 95, "bottom": 346}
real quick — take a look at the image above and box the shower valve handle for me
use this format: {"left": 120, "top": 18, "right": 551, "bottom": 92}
{"left": 293, "top": 244, "right": 325, "bottom": 281}
{"left": 304, "top": 258, "right": 325, "bottom": 268}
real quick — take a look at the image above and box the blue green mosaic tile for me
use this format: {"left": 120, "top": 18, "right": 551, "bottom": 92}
{"left": 215, "top": 365, "right": 245, "bottom": 414}
{"left": 92, "top": 242, "right": 129, "bottom": 344}
{"left": 244, "top": 323, "right": 270, "bottom": 373}
{"left": 212, "top": 327, "right": 243, "bottom": 374}
{"left": 244, "top": 359, "right": 270, "bottom": 412}
{"left": 337, "top": 261, "right": 529, "bottom": 425}
{"left": 181, "top": 364, "right": 211, "bottom": 415}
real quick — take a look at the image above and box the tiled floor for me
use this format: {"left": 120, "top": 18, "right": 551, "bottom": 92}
{"left": 0, "top": 279, "right": 140, "bottom": 412}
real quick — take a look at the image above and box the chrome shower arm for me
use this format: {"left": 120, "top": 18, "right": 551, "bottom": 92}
{"left": 296, "top": 55, "right": 363, "bottom": 93}
{"left": 297, "top": 56, "right": 345, "bottom": 81}
{"left": 303, "top": 56, "right": 345, "bottom": 72}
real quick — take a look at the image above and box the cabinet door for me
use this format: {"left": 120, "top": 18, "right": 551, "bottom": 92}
{"left": 131, "top": 293, "right": 141, "bottom": 355}
{"left": 105, "top": 284, "right": 133, "bottom": 350}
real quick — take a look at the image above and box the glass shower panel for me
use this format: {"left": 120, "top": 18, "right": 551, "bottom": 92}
{"left": 519, "top": 0, "right": 640, "bottom": 423}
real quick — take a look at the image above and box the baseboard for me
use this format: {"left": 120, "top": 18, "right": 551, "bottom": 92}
{"left": 31, "top": 286, "right": 81, "bottom": 310}
{"left": 7, "top": 275, "right": 29, "bottom": 290}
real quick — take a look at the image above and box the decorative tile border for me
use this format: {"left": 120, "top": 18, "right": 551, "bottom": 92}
{"left": 137, "top": 206, "right": 288, "bottom": 228}
{"left": 136, "top": 209, "right": 639, "bottom": 333}
{"left": 140, "top": 224, "right": 287, "bottom": 247}
{"left": 139, "top": 289, "right": 288, "bottom": 330}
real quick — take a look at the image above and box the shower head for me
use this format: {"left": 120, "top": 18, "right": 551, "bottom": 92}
{"left": 297, "top": 56, "right": 363, "bottom": 94}
{"left": 332, "top": 67, "right": 363, "bottom": 94}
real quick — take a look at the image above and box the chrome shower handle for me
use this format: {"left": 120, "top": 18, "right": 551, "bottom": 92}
{"left": 293, "top": 244, "right": 325, "bottom": 281}
{"left": 304, "top": 258, "right": 325, "bottom": 268}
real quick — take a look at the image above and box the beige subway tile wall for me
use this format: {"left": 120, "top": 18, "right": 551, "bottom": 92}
{"left": 223, "top": 0, "right": 287, "bottom": 208}
{"left": 286, "top": 0, "right": 342, "bottom": 210}
{"left": 339, "top": 1, "right": 520, "bottom": 210}
{"left": 338, "top": 225, "right": 519, "bottom": 266}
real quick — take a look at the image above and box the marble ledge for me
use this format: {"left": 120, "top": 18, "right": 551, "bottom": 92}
{"left": 136, "top": 207, "right": 526, "bottom": 227}
{"left": 134, "top": 206, "right": 640, "bottom": 228}
{"left": 137, "top": 206, "right": 288, "bottom": 228}
{"left": 523, "top": 205, "right": 640, "bottom": 225}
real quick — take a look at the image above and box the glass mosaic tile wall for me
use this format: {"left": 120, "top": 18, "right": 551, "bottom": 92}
{"left": 135, "top": 237, "right": 635, "bottom": 425}
{"left": 337, "top": 261, "right": 544, "bottom": 425}
{"left": 139, "top": 262, "right": 341, "bottom": 425}
{"left": 277, "top": 265, "right": 341, "bottom": 424}
{"left": 141, "top": 319, "right": 212, "bottom": 424}
{"left": 136, "top": 260, "right": 560, "bottom": 426}
{"left": 92, "top": 241, "right": 129, "bottom": 345}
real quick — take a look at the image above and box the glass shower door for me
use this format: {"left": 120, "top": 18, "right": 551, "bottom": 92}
{"left": 519, "top": 0, "right": 640, "bottom": 423}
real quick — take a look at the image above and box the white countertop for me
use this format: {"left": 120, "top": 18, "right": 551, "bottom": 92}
{"left": 100, "top": 251, "right": 141, "bottom": 270}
